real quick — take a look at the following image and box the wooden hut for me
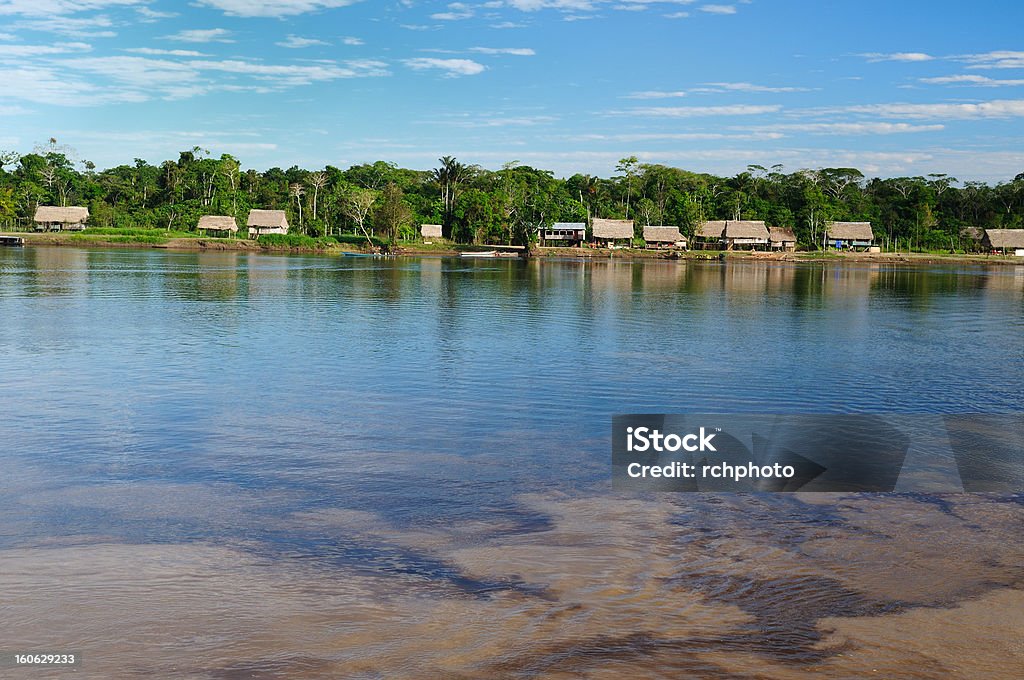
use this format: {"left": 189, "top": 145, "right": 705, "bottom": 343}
{"left": 34, "top": 206, "right": 89, "bottom": 232}
{"left": 591, "top": 218, "right": 634, "bottom": 248}
{"left": 723, "top": 221, "right": 769, "bottom": 250}
{"left": 420, "top": 224, "right": 442, "bottom": 239}
{"left": 694, "top": 221, "right": 726, "bottom": 249}
{"left": 539, "top": 222, "right": 586, "bottom": 246}
{"left": 982, "top": 229, "right": 1024, "bottom": 255}
{"left": 643, "top": 225, "right": 685, "bottom": 249}
{"left": 768, "top": 226, "right": 798, "bottom": 251}
{"left": 197, "top": 215, "right": 239, "bottom": 236}
{"left": 826, "top": 222, "right": 874, "bottom": 250}
{"left": 247, "top": 209, "right": 289, "bottom": 238}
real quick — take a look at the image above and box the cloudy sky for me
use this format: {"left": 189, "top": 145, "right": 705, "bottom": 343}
{"left": 1, "top": 0, "right": 1023, "bottom": 181}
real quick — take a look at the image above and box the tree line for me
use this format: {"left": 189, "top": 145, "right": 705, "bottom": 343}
{"left": 1, "top": 140, "right": 1023, "bottom": 251}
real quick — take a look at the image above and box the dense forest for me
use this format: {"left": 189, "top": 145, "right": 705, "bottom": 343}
{"left": 2, "top": 140, "right": 1023, "bottom": 250}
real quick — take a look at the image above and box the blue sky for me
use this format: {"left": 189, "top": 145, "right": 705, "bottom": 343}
{"left": 1, "top": 0, "right": 1023, "bottom": 181}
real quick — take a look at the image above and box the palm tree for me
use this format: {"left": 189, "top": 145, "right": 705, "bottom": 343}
{"left": 432, "top": 156, "right": 471, "bottom": 239}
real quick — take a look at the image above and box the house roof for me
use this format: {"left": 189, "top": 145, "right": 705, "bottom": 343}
{"left": 548, "top": 222, "right": 586, "bottom": 230}
{"left": 724, "top": 220, "right": 769, "bottom": 239}
{"left": 247, "top": 209, "right": 288, "bottom": 228}
{"left": 768, "top": 226, "right": 797, "bottom": 243}
{"left": 34, "top": 206, "right": 89, "bottom": 223}
{"left": 592, "top": 218, "right": 634, "bottom": 239}
{"left": 643, "top": 225, "right": 684, "bottom": 242}
{"left": 984, "top": 229, "right": 1024, "bottom": 249}
{"left": 697, "top": 221, "right": 726, "bottom": 238}
{"left": 197, "top": 215, "right": 238, "bottom": 232}
{"left": 827, "top": 221, "right": 874, "bottom": 241}
{"left": 420, "top": 224, "right": 442, "bottom": 237}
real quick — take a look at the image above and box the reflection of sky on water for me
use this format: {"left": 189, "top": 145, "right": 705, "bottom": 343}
{"left": 0, "top": 248, "right": 1022, "bottom": 677}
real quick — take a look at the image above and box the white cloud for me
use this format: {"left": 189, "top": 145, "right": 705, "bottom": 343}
{"left": 920, "top": 74, "right": 1024, "bottom": 87}
{"left": 276, "top": 35, "right": 329, "bottom": 48}
{"left": 745, "top": 122, "right": 945, "bottom": 135}
{"left": 194, "top": 0, "right": 360, "bottom": 18}
{"left": 568, "top": 131, "right": 785, "bottom": 141}
{"left": 342, "top": 36, "right": 364, "bottom": 45}
{"left": 404, "top": 57, "right": 486, "bottom": 77}
{"left": 695, "top": 82, "right": 812, "bottom": 93}
{"left": 136, "top": 7, "right": 177, "bottom": 21}
{"left": 124, "top": 48, "right": 209, "bottom": 57}
{"left": 468, "top": 47, "right": 535, "bottom": 55}
{"left": 1, "top": 53, "right": 390, "bottom": 107}
{"left": 426, "top": 114, "right": 556, "bottom": 127}
{"left": 859, "top": 52, "right": 934, "bottom": 63}
{"left": 699, "top": 4, "right": 735, "bottom": 14}
{"left": 0, "top": 41, "right": 91, "bottom": 57}
{"left": 624, "top": 90, "right": 687, "bottom": 99}
{"left": 163, "top": 28, "right": 233, "bottom": 43}
{"left": 432, "top": 2, "right": 474, "bottom": 20}
{"left": 958, "top": 51, "right": 1024, "bottom": 70}
{"left": 615, "top": 104, "right": 782, "bottom": 117}
{"left": 833, "top": 99, "right": 1024, "bottom": 120}
{"left": 0, "top": 0, "right": 143, "bottom": 16}
{"left": 12, "top": 15, "right": 117, "bottom": 38}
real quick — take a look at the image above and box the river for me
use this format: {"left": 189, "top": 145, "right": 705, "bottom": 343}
{"left": 1, "top": 247, "right": 1021, "bottom": 678}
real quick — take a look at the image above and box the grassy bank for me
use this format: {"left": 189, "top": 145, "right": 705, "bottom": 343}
{"left": 4, "top": 229, "right": 1022, "bottom": 265}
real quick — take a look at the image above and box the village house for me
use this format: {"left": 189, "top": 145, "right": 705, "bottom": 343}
{"left": 591, "top": 218, "right": 634, "bottom": 248}
{"left": 539, "top": 222, "right": 586, "bottom": 247}
{"left": 826, "top": 222, "right": 874, "bottom": 250}
{"left": 34, "top": 206, "right": 89, "bottom": 232}
{"left": 982, "top": 229, "right": 1024, "bottom": 255}
{"left": 768, "top": 226, "right": 798, "bottom": 252}
{"left": 420, "top": 224, "right": 442, "bottom": 240}
{"left": 723, "top": 220, "right": 770, "bottom": 250}
{"left": 247, "top": 209, "right": 289, "bottom": 238}
{"left": 197, "top": 215, "right": 239, "bottom": 236}
{"left": 643, "top": 225, "right": 686, "bottom": 249}
{"left": 694, "top": 221, "right": 726, "bottom": 249}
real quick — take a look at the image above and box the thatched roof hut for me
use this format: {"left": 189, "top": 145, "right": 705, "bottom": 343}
{"left": 697, "top": 221, "right": 726, "bottom": 239}
{"left": 247, "top": 209, "right": 289, "bottom": 237}
{"left": 592, "top": 218, "right": 634, "bottom": 241}
{"left": 826, "top": 222, "right": 874, "bottom": 242}
{"left": 724, "top": 221, "right": 769, "bottom": 241}
{"left": 34, "top": 206, "right": 89, "bottom": 230}
{"left": 421, "top": 224, "right": 442, "bottom": 239}
{"left": 197, "top": 215, "right": 239, "bottom": 233}
{"left": 982, "top": 229, "right": 1024, "bottom": 251}
{"left": 643, "top": 225, "right": 684, "bottom": 244}
{"left": 769, "top": 226, "right": 797, "bottom": 249}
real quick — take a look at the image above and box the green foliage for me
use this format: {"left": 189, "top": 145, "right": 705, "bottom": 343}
{"left": 1, "top": 143, "right": 1023, "bottom": 254}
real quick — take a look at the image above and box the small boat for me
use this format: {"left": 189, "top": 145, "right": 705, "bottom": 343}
{"left": 0, "top": 235, "right": 25, "bottom": 247}
{"left": 460, "top": 251, "right": 497, "bottom": 258}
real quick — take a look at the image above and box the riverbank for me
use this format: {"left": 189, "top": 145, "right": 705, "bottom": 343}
{"left": 4, "top": 230, "right": 1022, "bottom": 266}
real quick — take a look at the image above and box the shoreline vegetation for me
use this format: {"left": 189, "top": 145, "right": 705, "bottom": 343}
{"left": 2, "top": 145, "right": 1023, "bottom": 263}
{"left": 3, "top": 228, "right": 1021, "bottom": 265}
